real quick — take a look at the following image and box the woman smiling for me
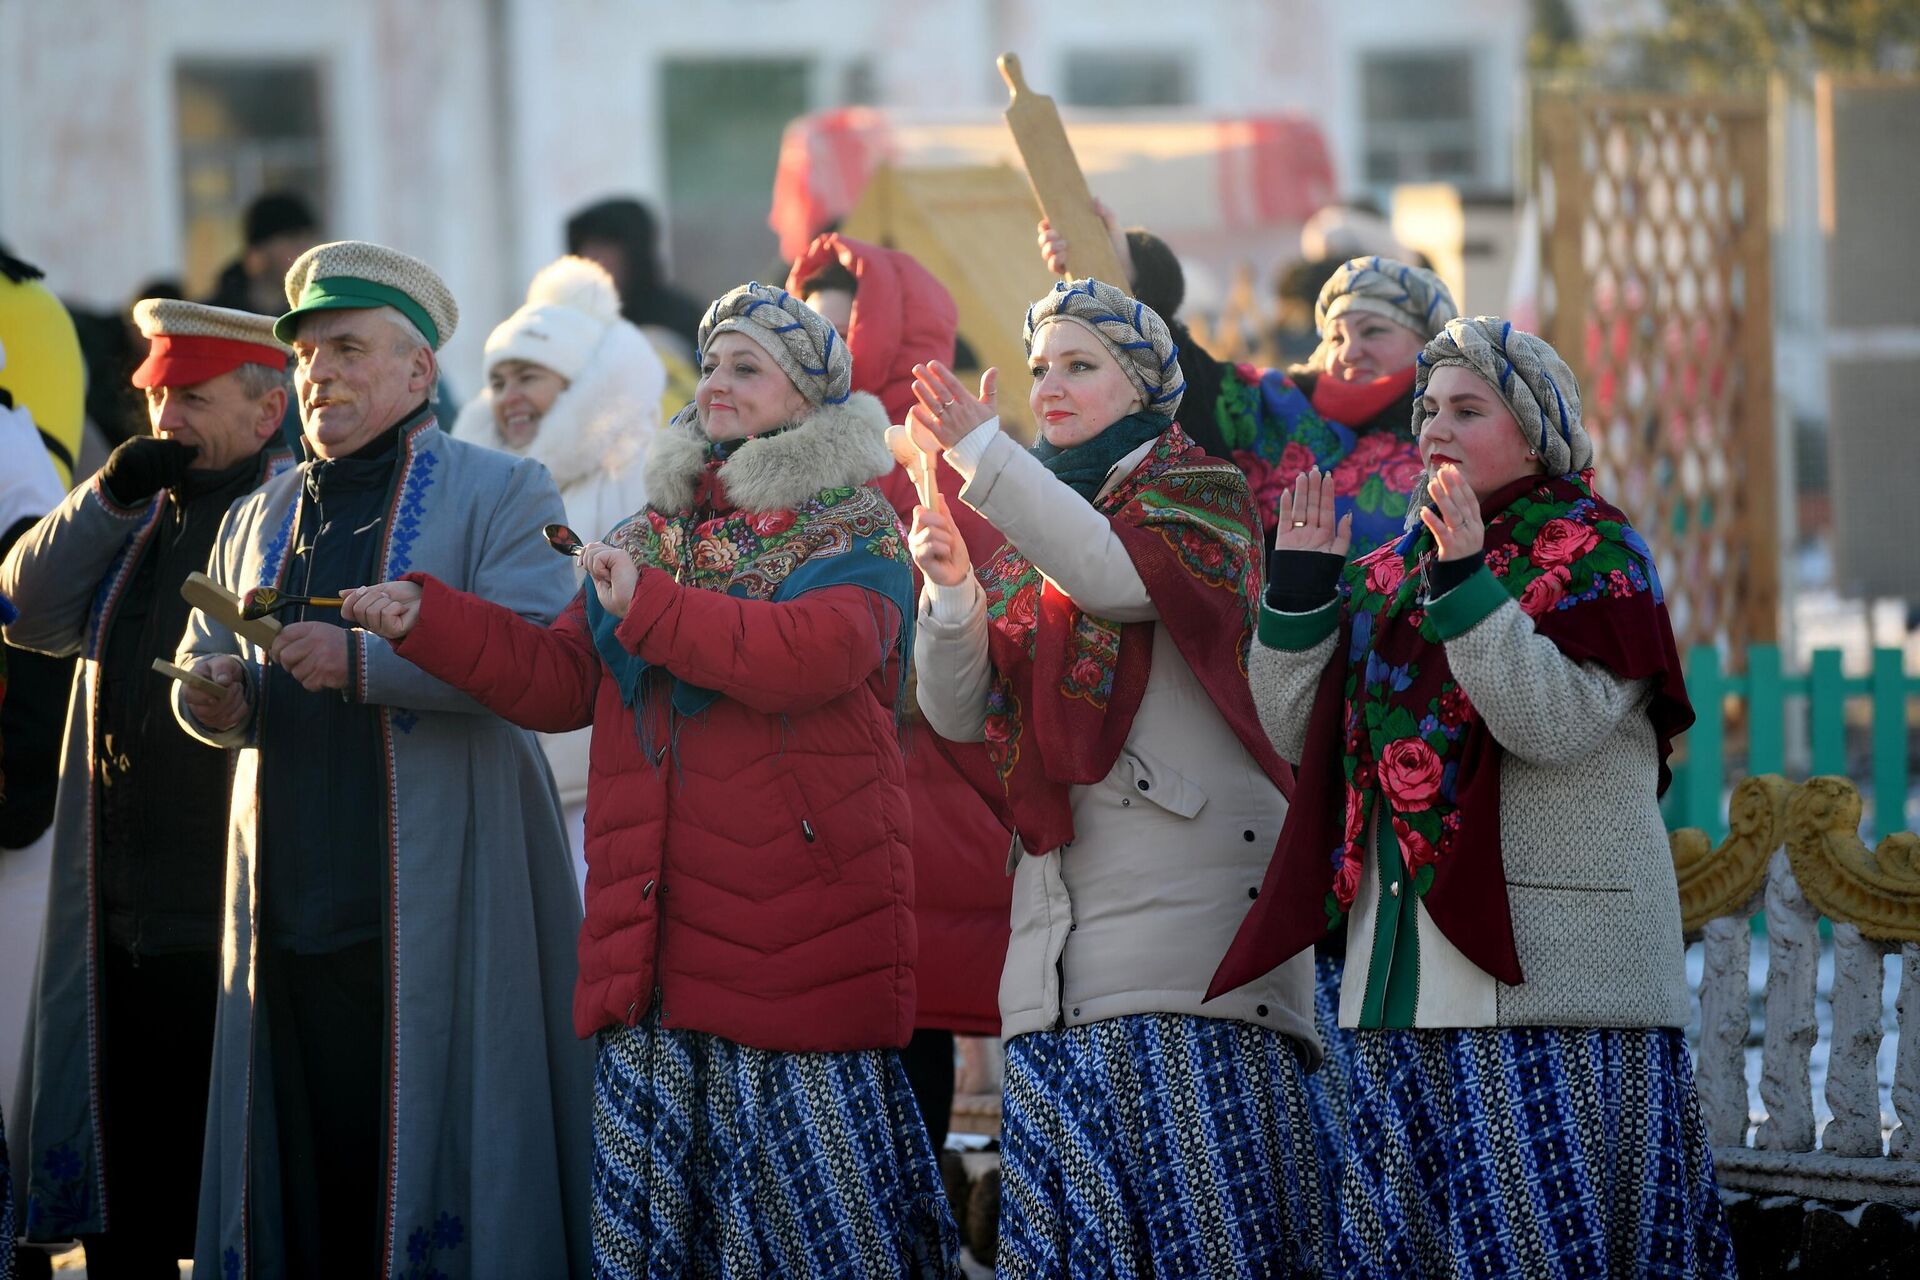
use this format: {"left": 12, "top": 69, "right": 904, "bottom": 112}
{"left": 1214, "top": 318, "right": 1735, "bottom": 1278}
{"left": 345, "top": 282, "right": 961, "bottom": 1277}
{"left": 909, "top": 278, "right": 1330, "bottom": 1276}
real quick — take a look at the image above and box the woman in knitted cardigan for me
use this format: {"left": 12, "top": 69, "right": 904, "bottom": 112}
{"left": 1213, "top": 317, "right": 1735, "bottom": 1278}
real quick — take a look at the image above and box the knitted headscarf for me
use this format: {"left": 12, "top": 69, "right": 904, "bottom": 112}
{"left": 1407, "top": 316, "right": 1589, "bottom": 528}
{"left": 697, "top": 281, "right": 851, "bottom": 411}
{"left": 1315, "top": 256, "right": 1459, "bottom": 340}
{"left": 1023, "top": 277, "right": 1185, "bottom": 419}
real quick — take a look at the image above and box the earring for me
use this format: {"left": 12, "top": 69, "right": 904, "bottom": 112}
{"left": 1526, "top": 449, "right": 1538, "bottom": 458}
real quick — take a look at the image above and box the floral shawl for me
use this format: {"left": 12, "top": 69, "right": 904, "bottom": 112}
{"left": 973, "top": 423, "right": 1291, "bottom": 856}
{"left": 1215, "top": 364, "right": 1424, "bottom": 557}
{"left": 588, "top": 465, "right": 913, "bottom": 719}
{"left": 1213, "top": 470, "right": 1690, "bottom": 993}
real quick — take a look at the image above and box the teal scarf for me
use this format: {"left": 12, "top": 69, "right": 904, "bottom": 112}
{"left": 1031, "top": 411, "right": 1173, "bottom": 500}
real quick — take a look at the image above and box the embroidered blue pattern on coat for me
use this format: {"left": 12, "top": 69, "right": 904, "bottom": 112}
{"left": 222, "top": 1247, "right": 241, "bottom": 1280}
{"left": 399, "top": 1211, "right": 465, "bottom": 1280}
{"left": 25, "top": 1141, "right": 91, "bottom": 1239}
{"left": 388, "top": 449, "right": 438, "bottom": 576}
{"left": 382, "top": 445, "right": 438, "bottom": 736}
{"left": 260, "top": 501, "right": 297, "bottom": 587}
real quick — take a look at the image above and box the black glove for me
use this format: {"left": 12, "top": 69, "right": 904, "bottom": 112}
{"left": 100, "top": 435, "right": 198, "bottom": 505}
{"left": 1265, "top": 547, "right": 1345, "bottom": 613}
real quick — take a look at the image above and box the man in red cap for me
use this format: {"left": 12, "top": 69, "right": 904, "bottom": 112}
{"left": 0, "top": 299, "right": 293, "bottom": 1276}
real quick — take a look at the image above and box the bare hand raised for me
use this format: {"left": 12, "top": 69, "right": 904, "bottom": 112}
{"left": 342, "top": 580, "right": 424, "bottom": 641}
{"left": 1419, "top": 464, "right": 1484, "bottom": 561}
{"left": 907, "top": 360, "right": 999, "bottom": 451}
{"left": 908, "top": 498, "right": 972, "bottom": 590}
{"left": 1036, "top": 199, "right": 1131, "bottom": 284}
{"left": 1274, "top": 468, "right": 1352, "bottom": 557}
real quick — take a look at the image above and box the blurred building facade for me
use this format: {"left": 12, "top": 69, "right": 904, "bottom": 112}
{"left": 0, "top": 0, "right": 1539, "bottom": 381}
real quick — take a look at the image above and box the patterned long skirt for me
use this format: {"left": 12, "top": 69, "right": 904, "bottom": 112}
{"left": 999, "top": 1013, "right": 1334, "bottom": 1279}
{"left": 1303, "top": 950, "right": 1356, "bottom": 1175}
{"left": 590, "top": 1016, "right": 962, "bottom": 1279}
{"left": 1338, "top": 1026, "right": 1737, "bottom": 1279}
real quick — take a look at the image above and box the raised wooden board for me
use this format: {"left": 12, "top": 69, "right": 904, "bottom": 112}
{"left": 998, "top": 52, "right": 1129, "bottom": 288}
{"left": 181, "top": 570, "right": 283, "bottom": 649}
{"left": 839, "top": 162, "right": 1057, "bottom": 442}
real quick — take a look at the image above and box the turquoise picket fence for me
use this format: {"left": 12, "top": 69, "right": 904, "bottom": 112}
{"left": 1664, "top": 644, "right": 1919, "bottom": 841}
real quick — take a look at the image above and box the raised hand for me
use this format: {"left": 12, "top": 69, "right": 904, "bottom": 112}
{"left": 580, "top": 542, "right": 640, "bottom": 618}
{"left": 342, "top": 580, "right": 424, "bottom": 641}
{"left": 908, "top": 498, "right": 972, "bottom": 589}
{"left": 1419, "top": 464, "right": 1484, "bottom": 561}
{"left": 1274, "top": 468, "right": 1352, "bottom": 556}
{"left": 906, "top": 360, "right": 999, "bottom": 451}
{"left": 1035, "top": 198, "right": 1130, "bottom": 283}
{"left": 181, "top": 654, "right": 250, "bottom": 731}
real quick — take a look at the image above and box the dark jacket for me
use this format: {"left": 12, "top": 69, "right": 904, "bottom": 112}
{"left": 95, "top": 454, "right": 272, "bottom": 952}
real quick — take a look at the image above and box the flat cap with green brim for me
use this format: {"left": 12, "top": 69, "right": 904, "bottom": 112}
{"left": 275, "top": 239, "right": 459, "bottom": 350}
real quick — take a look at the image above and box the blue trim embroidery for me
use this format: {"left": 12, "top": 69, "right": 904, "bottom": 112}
{"left": 387, "top": 449, "right": 438, "bottom": 576}
{"left": 260, "top": 501, "right": 296, "bottom": 587}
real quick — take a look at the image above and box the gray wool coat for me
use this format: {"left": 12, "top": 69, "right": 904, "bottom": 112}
{"left": 171, "top": 418, "right": 595, "bottom": 1279}
{"left": 1250, "top": 577, "right": 1692, "bottom": 1030}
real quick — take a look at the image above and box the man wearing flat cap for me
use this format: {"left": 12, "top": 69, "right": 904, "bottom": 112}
{"left": 2, "top": 299, "right": 295, "bottom": 1273}
{"left": 170, "top": 241, "right": 593, "bottom": 1278}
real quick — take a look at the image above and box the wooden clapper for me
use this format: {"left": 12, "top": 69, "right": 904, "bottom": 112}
{"left": 180, "top": 570, "right": 283, "bottom": 649}
{"left": 997, "top": 53, "right": 1130, "bottom": 289}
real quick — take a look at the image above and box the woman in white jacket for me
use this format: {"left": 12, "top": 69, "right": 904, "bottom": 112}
{"left": 454, "top": 256, "right": 665, "bottom": 892}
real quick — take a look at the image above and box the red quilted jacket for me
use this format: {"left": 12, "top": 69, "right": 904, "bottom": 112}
{"left": 790, "top": 235, "right": 1013, "bottom": 1033}
{"left": 393, "top": 571, "right": 917, "bottom": 1052}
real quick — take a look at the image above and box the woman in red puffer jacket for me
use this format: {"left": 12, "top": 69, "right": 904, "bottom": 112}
{"left": 343, "top": 281, "right": 962, "bottom": 1276}
{"left": 790, "top": 235, "right": 1013, "bottom": 1149}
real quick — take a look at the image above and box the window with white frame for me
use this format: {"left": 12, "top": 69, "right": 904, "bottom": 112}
{"left": 1360, "top": 50, "right": 1480, "bottom": 187}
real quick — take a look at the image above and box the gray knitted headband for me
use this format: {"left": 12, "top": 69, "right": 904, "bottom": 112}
{"left": 698, "top": 281, "right": 852, "bottom": 410}
{"left": 1315, "top": 256, "right": 1458, "bottom": 339}
{"left": 1023, "top": 277, "right": 1185, "bottom": 420}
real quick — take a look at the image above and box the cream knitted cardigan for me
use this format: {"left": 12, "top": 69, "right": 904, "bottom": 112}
{"left": 1250, "top": 570, "right": 1691, "bottom": 1029}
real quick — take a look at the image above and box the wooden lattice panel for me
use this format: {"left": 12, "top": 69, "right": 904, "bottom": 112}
{"left": 1533, "top": 93, "right": 1779, "bottom": 650}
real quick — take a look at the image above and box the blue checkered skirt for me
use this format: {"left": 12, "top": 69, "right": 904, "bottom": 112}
{"left": 999, "top": 1013, "right": 1334, "bottom": 1279}
{"left": 1338, "top": 1026, "right": 1736, "bottom": 1279}
{"left": 590, "top": 1017, "right": 962, "bottom": 1279}
{"left": 1304, "top": 951, "right": 1356, "bottom": 1176}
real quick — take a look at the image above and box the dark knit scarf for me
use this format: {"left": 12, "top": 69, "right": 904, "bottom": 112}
{"left": 972, "top": 423, "right": 1292, "bottom": 857}
{"left": 1212, "top": 469, "right": 1690, "bottom": 997}
{"left": 1030, "top": 411, "right": 1171, "bottom": 500}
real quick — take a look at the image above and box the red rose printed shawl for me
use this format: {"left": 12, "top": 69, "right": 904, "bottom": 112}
{"left": 1211, "top": 469, "right": 1690, "bottom": 997}
{"left": 973, "top": 424, "right": 1292, "bottom": 856}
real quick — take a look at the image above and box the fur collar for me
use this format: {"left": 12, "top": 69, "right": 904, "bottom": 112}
{"left": 643, "top": 391, "right": 893, "bottom": 514}
{"left": 451, "top": 320, "right": 665, "bottom": 491}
